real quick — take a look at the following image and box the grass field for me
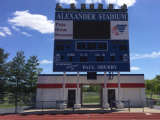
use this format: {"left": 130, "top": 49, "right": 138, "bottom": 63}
{"left": 83, "top": 92, "right": 100, "bottom": 103}
{"left": 0, "top": 102, "right": 16, "bottom": 109}
{"left": 0, "top": 101, "right": 29, "bottom": 109}
{"left": 146, "top": 95, "right": 160, "bottom": 98}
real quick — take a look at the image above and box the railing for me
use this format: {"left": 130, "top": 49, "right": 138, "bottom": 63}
{"left": 1, "top": 99, "right": 160, "bottom": 114}
{"left": 0, "top": 100, "right": 75, "bottom": 114}
{"left": 110, "top": 99, "right": 160, "bottom": 112}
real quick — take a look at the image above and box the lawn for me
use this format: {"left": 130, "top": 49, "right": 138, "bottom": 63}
{"left": 146, "top": 94, "right": 160, "bottom": 98}
{"left": 0, "top": 101, "right": 29, "bottom": 109}
{"left": 0, "top": 102, "right": 16, "bottom": 109}
{"left": 83, "top": 92, "right": 100, "bottom": 103}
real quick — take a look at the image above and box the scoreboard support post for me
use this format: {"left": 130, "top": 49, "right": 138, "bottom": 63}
{"left": 74, "top": 72, "right": 81, "bottom": 109}
{"left": 116, "top": 72, "right": 124, "bottom": 109}
{"left": 103, "top": 72, "right": 110, "bottom": 109}
{"left": 60, "top": 72, "right": 67, "bottom": 109}
{"left": 63, "top": 72, "right": 66, "bottom": 101}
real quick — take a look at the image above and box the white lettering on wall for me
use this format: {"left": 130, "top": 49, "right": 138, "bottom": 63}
{"left": 56, "top": 13, "right": 127, "bottom": 20}
{"left": 82, "top": 65, "right": 117, "bottom": 70}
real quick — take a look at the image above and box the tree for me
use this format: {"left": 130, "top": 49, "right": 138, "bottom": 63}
{"left": 0, "top": 48, "right": 10, "bottom": 101}
{"left": 7, "top": 50, "right": 26, "bottom": 101}
{"left": 145, "top": 78, "right": 159, "bottom": 94}
{"left": 155, "top": 84, "right": 160, "bottom": 94}
{"left": 24, "top": 55, "right": 43, "bottom": 94}
{"left": 83, "top": 86, "right": 87, "bottom": 92}
{"left": 155, "top": 75, "right": 160, "bottom": 83}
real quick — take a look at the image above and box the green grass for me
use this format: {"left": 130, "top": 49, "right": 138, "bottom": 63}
{"left": 83, "top": 92, "right": 100, "bottom": 103}
{"left": 0, "top": 102, "right": 29, "bottom": 109}
{"left": 146, "top": 95, "right": 160, "bottom": 98}
{"left": 0, "top": 102, "right": 16, "bottom": 109}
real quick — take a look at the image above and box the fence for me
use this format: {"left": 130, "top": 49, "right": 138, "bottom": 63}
{"left": 146, "top": 94, "right": 160, "bottom": 99}
{"left": 109, "top": 99, "right": 160, "bottom": 112}
{"left": 0, "top": 94, "right": 36, "bottom": 101}
{"left": 1, "top": 100, "right": 160, "bottom": 114}
{"left": 0, "top": 100, "right": 75, "bottom": 114}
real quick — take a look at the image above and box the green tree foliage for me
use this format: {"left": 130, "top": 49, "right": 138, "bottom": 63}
{"left": 87, "top": 85, "right": 100, "bottom": 92}
{"left": 155, "top": 74, "right": 160, "bottom": 83}
{"left": 83, "top": 86, "right": 87, "bottom": 92}
{"left": 0, "top": 49, "right": 43, "bottom": 101}
{"left": 25, "top": 55, "right": 43, "bottom": 94}
{"left": 145, "top": 78, "right": 160, "bottom": 94}
{"left": 155, "top": 84, "right": 160, "bottom": 94}
{"left": 0, "top": 48, "right": 10, "bottom": 101}
{"left": 7, "top": 51, "right": 26, "bottom": 101}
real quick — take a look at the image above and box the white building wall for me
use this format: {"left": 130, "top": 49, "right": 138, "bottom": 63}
{"left": 141, "top": 88, "right": 146, "bottom": 106}
{"left": 36, "top": 74, "right": 145, "bottom": 107}
{"left": 38, "top": 75, "right": 145, "bottom": 84}
{"left": 36, "top": 88, "right": 42, "bottom": 101}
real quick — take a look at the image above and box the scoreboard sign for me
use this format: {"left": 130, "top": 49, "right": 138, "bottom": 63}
{"left": 53, "top": 12, "right": 130, "bottom": 72}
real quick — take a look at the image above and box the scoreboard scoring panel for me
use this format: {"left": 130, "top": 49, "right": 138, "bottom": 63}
{"left": 53, "top": 12, "right": 130, "bottom": 72}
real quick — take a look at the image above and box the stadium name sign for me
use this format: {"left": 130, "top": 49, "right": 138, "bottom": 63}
{"left": 56, "top": 12, "right": 128, "bottom": 21}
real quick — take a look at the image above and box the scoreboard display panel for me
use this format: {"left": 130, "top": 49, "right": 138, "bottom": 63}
{"left": 53, "top": 12, "right": 130, "bottom": 72}
{"left": 73, "top": 21, "right": 110, "bottom": 39}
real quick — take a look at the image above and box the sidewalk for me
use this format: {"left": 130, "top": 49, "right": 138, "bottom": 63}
{"left": 19, "top": 107, "right": 160, "bottom": 114}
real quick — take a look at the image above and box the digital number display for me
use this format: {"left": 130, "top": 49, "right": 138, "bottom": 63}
{"left": 55, "top": 41, "right": 71, "bottom": 44}
{"left": 73, "top": 21, "right": 110, "bottom": 39}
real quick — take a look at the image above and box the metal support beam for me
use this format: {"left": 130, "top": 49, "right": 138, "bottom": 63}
{"left": 108, "top": 3, "right": 113, "bottom": 9}
{"left": 56, "top": 3, "right": 62, "bottom": 9}
{"left": 70, "top": 3, "right": 76, "bottom": 9}
{"left": 81, "top": 4, "right": 86, "bottom": 9}
{"left": 121, "top": 4, "right": 127, "bottom": 9}
{"left": 76, "top": 72, "right": 79, "bottom": 104}
{"left": 98, "top": 4, "right": 103, "bottom": 9}
{"left": 118, "top": 72, "right": 121, "bottom": 103}
{"left": 90, "top": 4, "right": 94, "bottom": 9}
{"left": 104, "top": 72, "right": 107, "bottom": 104}
{"left": 63, "top": 72, "right": 66, "bottom": 101}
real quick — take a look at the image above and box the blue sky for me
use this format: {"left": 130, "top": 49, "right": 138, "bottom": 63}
{"left": 0, "top": 0, "right": 160, "bottom": 79}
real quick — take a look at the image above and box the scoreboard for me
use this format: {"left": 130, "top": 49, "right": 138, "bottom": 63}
{"left": 53, "top": 12, "right": 130, "bottom": 72}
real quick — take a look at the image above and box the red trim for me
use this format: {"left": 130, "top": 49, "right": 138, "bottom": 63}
{"left": 65, "top": 83, "right": 81, "bottom": 88}
{"left": 37, "top": 83, "right": 145, "bottom": 88}
{"left": 103, "top": 83, "right": 118, "bottom": 88}
{"left": 107, "top": 83, "right": 118, "bottom": 88}
{"left": 37, "top": 84, "right": 81, "bottom": 88}
{"left": 121, "top": 83, "right": 145, "bottom": 88}
{"left": 102, "top": 83, "right": 145, "bottom": 88}
{"left": 37, "top": 84, "right": 63, "bottom": 88}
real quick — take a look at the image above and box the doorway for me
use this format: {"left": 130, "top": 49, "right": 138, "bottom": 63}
{"left": 68, "top": 90, "right": 75, "bottom": 107}
{"left": 108, "top": 89, "right": 115, "bottom": 107}
{"left": 82, "top": 85, "right": 102, "bottom": 105}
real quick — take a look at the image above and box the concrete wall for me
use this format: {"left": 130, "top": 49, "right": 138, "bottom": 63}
{"left": 37, "top": 75, "right": 145, "bottom": 84}
{"left": 36, "top": 74, "right": 146, "bottom": 107}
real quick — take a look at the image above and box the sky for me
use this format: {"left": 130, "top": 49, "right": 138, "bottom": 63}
{"left": 0, "top": 0, "right": 160, "bottom": 79}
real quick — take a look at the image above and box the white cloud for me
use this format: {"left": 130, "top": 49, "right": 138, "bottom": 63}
{"left": 39, "top": 60, "right": 52, "bottom": 64}
{"left": 22, "top": 32, "right": 32, "bottom": 36}
{"left": 131, "top": 67, "right": 140, "bottom": 71}
{"left": 135, "top": 54, "right": 140, "bottom": 56}
{"left": 56, "top": 0, "right": 77, "bottom": 4}
{"left": 131, "top": 51, "right": 160, "bottom": 60}
{"left": 8, "top": 10, "right": 54, "bottom": 34}
{"left": 115, "top": 5, "right": 119, "bottom": 9}
{"left": 0, "top": 26, "right": 12, "bottom": 36}
{"left": 0, "top": 31, "right": 6, "bottom": 37}
{"left": 105, "top": 0, "right": 136, "bottom": 7}
{"left": 12, "top": 26, "right": 32, "bottom": 36}
{"left": 12, "top": 26, "right": 19, "bottom": 31}
{"left": 85, "top": 0, "right": 102, "bottom": 4}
